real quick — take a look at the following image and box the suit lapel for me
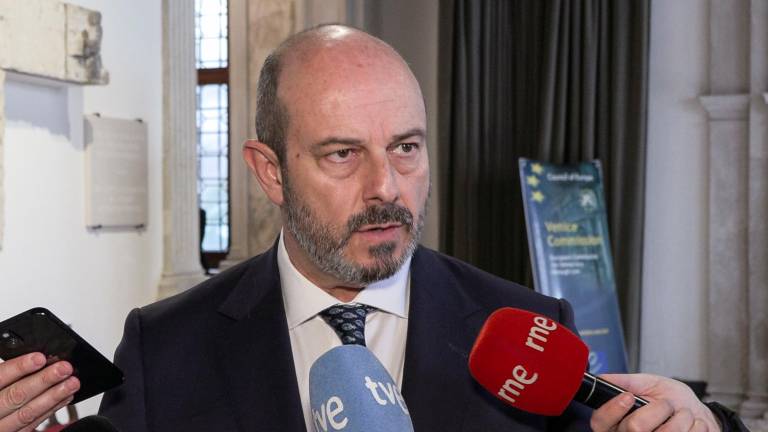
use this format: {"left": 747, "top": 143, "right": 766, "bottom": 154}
{"left": 402, "top": 248, "right": 483, "bottom": 431}
{"left": 207, "top": 245, "right": 487, "bottom": 431}
{"left": 214, "top": 245, "right": 306, "bottom": 432}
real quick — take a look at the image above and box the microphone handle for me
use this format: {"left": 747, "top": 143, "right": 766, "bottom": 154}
{"left": 574, "top": 372, "right": 649, "bottom": 415}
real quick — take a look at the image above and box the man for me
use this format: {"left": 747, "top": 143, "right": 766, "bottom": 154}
{"left": 0, "top": 25, "right": 741, "bottom": 431}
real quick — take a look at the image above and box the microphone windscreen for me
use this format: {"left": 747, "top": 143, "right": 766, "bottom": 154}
{"left": 468, "top": 307, "right": 589, "bottom": 416}
{"left": 61, "top": 415, "right": 120, "bottom": 432}
{"left": 309, "top": 345, "right": 414, "bottom": 432}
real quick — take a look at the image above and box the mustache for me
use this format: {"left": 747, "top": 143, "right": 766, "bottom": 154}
{"left": 345, "top": 203, "right": 414, "bottom": 235}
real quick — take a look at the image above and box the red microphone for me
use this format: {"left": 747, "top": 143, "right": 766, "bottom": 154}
{"left": 469, "top": 307, "right": 647, "bottom": 416}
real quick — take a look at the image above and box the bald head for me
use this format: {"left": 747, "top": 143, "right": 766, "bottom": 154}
{"left": 255, "top": 24, "right": 423, "bottom": 163}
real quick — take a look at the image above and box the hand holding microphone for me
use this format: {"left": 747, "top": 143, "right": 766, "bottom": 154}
{"left": 469, "top": 308, "right": 721, "bottom": 431}
{"left": 469, "top": 307, "right": 647, "bottom": 415}
{"left": 590, "top": 374, "right": 720, "bottom": 432}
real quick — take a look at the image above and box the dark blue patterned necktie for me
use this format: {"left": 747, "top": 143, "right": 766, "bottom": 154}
{"left": 319, "top": 303, "right": 376, "bottom": 346}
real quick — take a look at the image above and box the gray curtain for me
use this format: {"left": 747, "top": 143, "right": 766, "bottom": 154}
{"left": 439, "top": 0, "right": 649, "bottom": 371}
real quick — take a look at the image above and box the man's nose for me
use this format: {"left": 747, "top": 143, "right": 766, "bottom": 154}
{"left": 362, "top": 154, "right": 399, "bottom": 205}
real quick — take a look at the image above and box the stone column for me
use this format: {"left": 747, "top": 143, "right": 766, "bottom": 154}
{"left": 294, "top": 0, "right": 348, "bottom": 29}
{"left": 700, "top": 0, "right": 750, "bottom": 411}
{"left": 700, "top": 95, "right": 750, "bottom": 409}
{"left": 742, "top": 91, "right": 768, "bottom": 417}
{"left": 751, "top": 91, "right": 768, "bottom": 432}
{"left": 0, "top": 69, "right": 5, "bottom": 250}
{"left": 740, "top": 0, "right": 768, "bottom": 419}
{"left": 157, "top": 0, "right": 207, "bottom": 298}
{"left": 747, "top": 95, "right": 768, "bottom": 431}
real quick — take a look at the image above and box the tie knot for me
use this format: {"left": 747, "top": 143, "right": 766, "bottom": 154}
{"left": 319, "top": 303, "right": 376, "bottom": 346}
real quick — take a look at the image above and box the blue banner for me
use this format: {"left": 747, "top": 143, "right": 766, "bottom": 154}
{"left": 519, "top": 158, "right": 628, "bottom": 373}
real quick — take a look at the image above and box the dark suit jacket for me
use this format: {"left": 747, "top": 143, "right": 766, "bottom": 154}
{"left": 99, "top": 245, "right": 592, "bottom": 431}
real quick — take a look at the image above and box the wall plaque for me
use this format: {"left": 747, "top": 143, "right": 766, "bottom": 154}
{"left": 84, "top": 114, "right": 147, "bottom": 229}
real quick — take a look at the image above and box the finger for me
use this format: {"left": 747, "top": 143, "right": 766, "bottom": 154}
{"left": 657, "top": 408, "right": 694, "bottom": 432}
{"left": 689, "top": 418, "right": 708, "bottom": 432}
{"left": 591, "top": 392, "right": 636, "bottom": 432}
{"left": 618, "top": 399, "right": 674, "bottom": 432}
{"left": 0, "top": 362, "right": 74, "bottom": 419}
{"left": 600, "top": 373, "right": 660, "bottom": 397}
{"left": 0, "top": 354, "right": 46, "bottom": 389}
{"left": 17, "top": 395, "right": 73, "bottom": 432}
{"left": 0, "top": 376, "right": 79, "bottom": 432}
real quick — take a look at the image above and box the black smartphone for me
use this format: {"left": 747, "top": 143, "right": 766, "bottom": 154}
{"left": 0, "top": 307, "right": 124, "bottom": 404}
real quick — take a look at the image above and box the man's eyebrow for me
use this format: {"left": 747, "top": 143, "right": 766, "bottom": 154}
{"left": 392, "top": 128, "right": 426, "bottom": 142}
{"left": 311, "top": 137, "right": 364, "bottom": 148}
{"left": 310, "top": 128, "right": 426, "bottom": 149}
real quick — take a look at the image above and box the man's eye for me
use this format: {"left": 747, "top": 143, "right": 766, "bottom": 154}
{"left": 327, "top": 148, "right": 355, "bottom": 162}
{"left": 395, "top": 143, "right": 418, "bottom": 154}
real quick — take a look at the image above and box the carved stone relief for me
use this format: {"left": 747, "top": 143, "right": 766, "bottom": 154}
{"left": 244, "top": 0, "right": 296, "bottom": 257}
{"left": 230, "top": 0, "right": 353, "bottom": 260}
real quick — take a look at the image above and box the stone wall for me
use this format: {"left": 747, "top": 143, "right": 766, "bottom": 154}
{"left": 0, "top": 0, "right": 109, "bottom": 251}
{"left": 0, "top": 69, "right": 4, "bottom": 250}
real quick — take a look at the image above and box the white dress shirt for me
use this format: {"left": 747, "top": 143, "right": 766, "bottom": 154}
{"left": 277, "top": 233, "right": 411, "bottom": 432}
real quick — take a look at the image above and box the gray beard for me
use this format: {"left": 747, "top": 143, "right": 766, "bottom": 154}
{"left": 282, "top": 174, "right": 425, "bottom": 286}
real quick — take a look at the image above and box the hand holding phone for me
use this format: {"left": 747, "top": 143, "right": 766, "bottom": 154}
{"left": 0, "top": 352, "right": 80, "bottom": 432}
{"left": 0, "top": 308, "right": 124, "bottom": 405}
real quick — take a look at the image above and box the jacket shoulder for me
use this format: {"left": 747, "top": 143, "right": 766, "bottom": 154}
{"left": 413, "top": 247, "right": 570, "bottom": 321}
{"left": 139, "top": 248, "right": 275, "bottom": 329}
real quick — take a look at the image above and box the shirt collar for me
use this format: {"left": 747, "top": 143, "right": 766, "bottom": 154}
{"left": 278, "top": 231, "right": 411, "bottom": 329}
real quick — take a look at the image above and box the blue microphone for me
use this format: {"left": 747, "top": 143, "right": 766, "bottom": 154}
{"left": 309, "top": 345, "right": 414, "bottom": 432}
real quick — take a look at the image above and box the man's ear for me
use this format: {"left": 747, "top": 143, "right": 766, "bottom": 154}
{"left": 243, "top": 139, "right": 284, "bottom": 206}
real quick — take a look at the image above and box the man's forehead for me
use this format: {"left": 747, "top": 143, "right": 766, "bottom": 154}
{"left": 286, "top": 75, "right": 425, "bottom": 134}
{"left": 277, "top": 32, "right": 421, "bottom": 99}
{"left": 281, "top": 27, "right": 400, "bottom": 68}
{"left": 271, "top": 28, "right": 427, "bottom": 145}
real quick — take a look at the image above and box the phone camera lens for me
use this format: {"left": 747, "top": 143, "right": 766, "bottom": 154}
{"left": 1, "top": 331, "right": 22, "bottom": 349}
